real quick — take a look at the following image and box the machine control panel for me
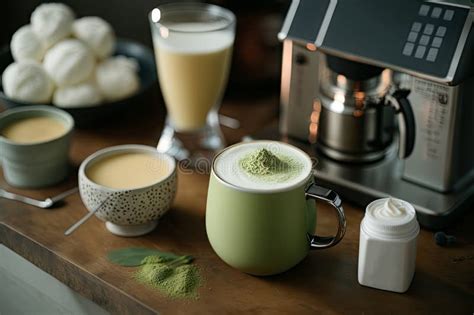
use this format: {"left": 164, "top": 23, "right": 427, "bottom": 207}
{"left": 402, "top": 3, "right": 461, "bottom": 63}
{"left": 280, "top": 0, "right": 473, "bottom": 84}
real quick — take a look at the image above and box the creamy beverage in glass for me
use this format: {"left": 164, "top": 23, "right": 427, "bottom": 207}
{"left": 149, "top": 3, "right": 236, "bottom": 166}
{"left": 153, "top": 24, "right": 233, "bottom": 131}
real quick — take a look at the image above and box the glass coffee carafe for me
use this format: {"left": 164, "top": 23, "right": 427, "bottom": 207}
{"left": 316, "top": 56, "right": 415, "bottom": 163}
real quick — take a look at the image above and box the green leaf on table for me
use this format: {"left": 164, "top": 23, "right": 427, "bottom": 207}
{"left": 107, "top": 247, "right": 181, "bottom": 267}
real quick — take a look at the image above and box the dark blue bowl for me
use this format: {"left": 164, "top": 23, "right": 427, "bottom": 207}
{"left": 0, "top": 39, "right": 157, "bottom": 128}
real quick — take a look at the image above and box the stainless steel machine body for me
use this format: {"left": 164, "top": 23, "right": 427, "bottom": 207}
{"left": 278, "top": 0, "right": 474, "bottom": 228}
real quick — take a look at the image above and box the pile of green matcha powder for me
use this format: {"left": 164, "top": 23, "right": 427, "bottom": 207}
{"left": 135, "top": 255, "right": 200, "bottom": 299}
{"left": 240, "top": 148, "right": 302, "bottom": 181}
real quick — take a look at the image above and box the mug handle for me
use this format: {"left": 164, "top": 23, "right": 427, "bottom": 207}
{"left": 305, "top": 184, "right": 347, "bottom": 249}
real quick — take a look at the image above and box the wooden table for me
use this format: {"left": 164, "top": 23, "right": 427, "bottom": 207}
{"left": 0, "top": 97, "right": 473, "bottom": 314}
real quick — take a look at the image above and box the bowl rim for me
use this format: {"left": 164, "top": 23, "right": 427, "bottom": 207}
{"left": 0, "top": 105, "right": 74, "bottom": 146}
{"left": 79, "top": 144, "right": 177, "bottom": 193}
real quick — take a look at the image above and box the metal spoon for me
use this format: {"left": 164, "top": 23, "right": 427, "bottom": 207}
{"left": 64, "top": 197, "right": 110, "bottom": 236}
{"left": 0, "top": 187, "right": 78, "bottom": 209}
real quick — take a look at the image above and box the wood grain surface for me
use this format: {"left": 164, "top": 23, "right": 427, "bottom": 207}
{"left": 0, "top": 98, "right": 473, "bottom": 314}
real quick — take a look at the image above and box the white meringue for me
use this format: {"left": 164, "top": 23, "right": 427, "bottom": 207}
{"left": 43, "top": 39, "right": 95, "bottom": 87}
{"left": 96, "top": 56, "right": 140, "bottom": 101}
{"left": 10, "top": 25, "right": 46, "bottom": 62}
{"left": 53, "top": 79, "right": 103, "bottom": 108}
{"left": 2, "top": 61, "right": 54, "bottom": 103}
{"left": 73, "top": 17, "right": 115, "bottom": 59}
{"left": 31, "top": 3, "right": 75, "bottom": 48}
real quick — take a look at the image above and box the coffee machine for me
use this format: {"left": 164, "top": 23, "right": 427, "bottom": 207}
{"left": 278, "top": 0, "right": 474, "bottom": 228}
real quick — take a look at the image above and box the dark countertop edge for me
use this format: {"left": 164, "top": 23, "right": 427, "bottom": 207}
{"left": 0, "top": 222, "right": 158, "bottom": 315}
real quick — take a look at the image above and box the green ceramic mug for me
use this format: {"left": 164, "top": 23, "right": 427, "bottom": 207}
{"left": 206, "top": 141, "right": 346, "bottom": 276}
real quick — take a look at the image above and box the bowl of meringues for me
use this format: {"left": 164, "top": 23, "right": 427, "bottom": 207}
{"left": 0, "top": 3, "right": 157, "bottom": 128}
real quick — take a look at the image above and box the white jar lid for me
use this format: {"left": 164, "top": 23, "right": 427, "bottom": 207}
{"left": 363, "top": 198, "right": 419, "bottom": 238}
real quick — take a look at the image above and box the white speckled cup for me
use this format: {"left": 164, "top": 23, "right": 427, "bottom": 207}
{"left": 78, "top": 145, "right": 177, "bottom": 237}
{"left": 0, "top": 106, "right": 74, "bottom": 188}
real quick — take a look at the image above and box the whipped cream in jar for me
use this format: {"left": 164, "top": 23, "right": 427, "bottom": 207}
{"left": 358, "top": 198, "right": 419, "bottom": 293}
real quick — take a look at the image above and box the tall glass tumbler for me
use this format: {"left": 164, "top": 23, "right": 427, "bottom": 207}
{"left": 149, "top": 3, "right": 236, "bottom": 166}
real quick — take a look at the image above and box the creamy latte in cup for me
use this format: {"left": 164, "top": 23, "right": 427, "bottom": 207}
{"left": 0, "top": 106, "right": 74, "bottom": 188}
{"left": 78, "top": 145, "right": 177, "bottom": 237}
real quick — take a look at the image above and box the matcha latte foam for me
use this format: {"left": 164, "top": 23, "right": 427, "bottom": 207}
{"left": 214, "top": 141, "right": 312, "bottom": 191}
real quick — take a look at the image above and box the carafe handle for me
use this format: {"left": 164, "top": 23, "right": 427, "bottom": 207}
{"left": 386, "top": 89, "right": 416, "bottom": 159}
{"left": 305, "top": 184, "right": 346, "bottom": 249}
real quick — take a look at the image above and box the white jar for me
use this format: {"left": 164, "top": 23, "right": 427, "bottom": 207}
{"left": 358, "top": 198, "right": 420, "bottom": 293}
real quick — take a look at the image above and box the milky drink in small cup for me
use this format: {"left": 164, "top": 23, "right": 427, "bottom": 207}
{"left": 206, "top": 141, "right": 346, "bottom": 276}
{"left": 86, "top": 152, "right": 171, "bottom": 189}
{"left": 79, "top": 145, "right": 177, "bottom": 237}
{"left": 0, "top": 106, "right": 74, "bottom": 188}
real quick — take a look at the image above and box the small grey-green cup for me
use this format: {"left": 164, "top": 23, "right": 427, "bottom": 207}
{"left": 0, "top": 106, "right": 74, "bottom": 188}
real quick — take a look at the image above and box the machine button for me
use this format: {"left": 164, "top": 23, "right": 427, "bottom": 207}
{"left": 420, "top": 35, "right": 431, "bottom": 46}
{"left": 403, "top": 42, "right": 415, "bottom": 56}
{"left": 295, "top": 54, "right": 308, "bottom": 65}
{"left": 432, "top": 37, "right": 443, "bottom": 48}
{"left": 444, "top": 9, "right": 454, "bottom": 21}
{"left": 415, "top": 45, "right": 427, "bottom": 59}
{"left": 411, "top": 22, "right": 422, "bottom": 32}
{"left": 424, "top": 24, "right": 434, "bottom": 35}
{"left": 436, "top": 26, "right": 447, "bottom": 37}
{"left": 426, "top": 48, "right": 439, "bottom": 62}
{"left": 431, "top": 7, "right": 443, "bottom": 18}
{"left": 419, "top": 4, "right": 430, "bottom": 16}
{"left": 408, "top": 31, "right": 418, "bottom": 42}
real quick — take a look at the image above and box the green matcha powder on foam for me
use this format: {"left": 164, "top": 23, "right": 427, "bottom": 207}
{"left": 240, "top": 148, "right": 303, "bottom": 182}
